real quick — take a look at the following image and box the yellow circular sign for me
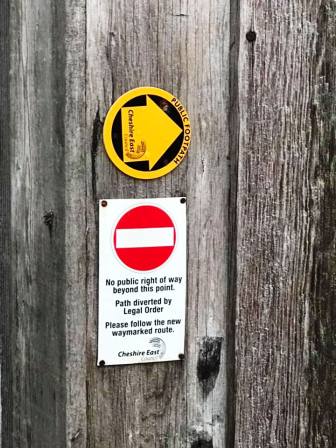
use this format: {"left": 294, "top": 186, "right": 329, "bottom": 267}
{"left": 103, "top": 87, "right": 191, "bottom": 179}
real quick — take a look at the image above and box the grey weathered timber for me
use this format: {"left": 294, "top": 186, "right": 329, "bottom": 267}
{"left": 1, "top": 0, "right": 335, "bottom": 447}
{"left": 235, "top": 1, "right": 336, "bottom": 447}
{"left": 0, "top": 0, "right": 11, "bottom": 446}
{"left": 3, "top": 0, "right": 231, "bottom": 447}
{"left": 7, "top": 1, "right": 67, "bottom": 446}
{"left": 64, "top": 1, "right": 88, "bottom": 447}
{"left": 83, "top": 1, "right": 230, "bottom": 447}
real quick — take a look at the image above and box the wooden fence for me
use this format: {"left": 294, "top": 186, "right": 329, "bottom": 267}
{"left": 1, "top": 1, "right": 335, "bottom": 447}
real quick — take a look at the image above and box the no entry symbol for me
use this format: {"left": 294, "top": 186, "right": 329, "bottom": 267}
{"left": 113, "top": 205, "right": 176, "bottom": 271}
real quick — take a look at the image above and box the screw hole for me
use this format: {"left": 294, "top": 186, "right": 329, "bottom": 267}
{"left": 180, "top": 198, "right": 186, "bottom": 204}
{"left": 101, "top": 200, "right": 108, "bottom": 207}
{"left": 99, "top": 360, "right": 105, "bottom": 366}
{"left": 178, "top": 353, "right": 185, "bottom": 360}
{"left": 246, "top": 30, "right": 257, "bottom": 42}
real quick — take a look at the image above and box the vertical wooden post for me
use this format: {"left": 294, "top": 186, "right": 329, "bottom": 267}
{"left": 235, "top": 2, "right": 336, "bottom": 446}
{"left": 1, "top": 0, "right": 335, "bottom": 447}
{"left": 0, "top": 0, "right": 11, "bottom": 445}
{"left": 82, "top": 1, "right": 231, "bottom": 446}
{"left": 6, "top": 1, "right": 68, "bottom": 446}
{"left": 64, "top": 2, "right": 87, "bottom": 446}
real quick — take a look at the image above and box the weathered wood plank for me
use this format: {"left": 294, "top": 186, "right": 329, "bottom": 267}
{"left": 0, "top": 1, "right": 11, "bottom": 446}
{"left": 304, "top": 4, "right": 336, "bottom": 444}
{"left": 8, "top": 1, "right": 68, "bottom": 446}
{"left": 84, "top": 0, "right": 231, "bottom": 446}
{"left": 63, "top": 1, "right": 88, "bottom": 447}
{"left": 5, "top": 1, "right": 335, "bottom": 446}
{"left": 236, "top": 1, "right": 336, "bottom": 446}
{"left": 3, "top": 1, "right": 233, "bottom": 446}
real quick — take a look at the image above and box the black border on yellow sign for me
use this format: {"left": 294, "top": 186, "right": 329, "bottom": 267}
{"left": 103, "top": 87, "right": 191, "bottom": 180}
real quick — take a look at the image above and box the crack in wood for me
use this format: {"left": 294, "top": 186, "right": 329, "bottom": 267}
{"left": 91, "top": 108, "right": 102, "bottom": 203}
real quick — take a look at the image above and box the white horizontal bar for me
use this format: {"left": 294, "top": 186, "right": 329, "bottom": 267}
{"left": 116, "top": 227, "right": 174, "bottom": 248}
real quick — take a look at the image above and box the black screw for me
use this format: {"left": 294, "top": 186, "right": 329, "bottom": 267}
{"left": 246, "top": 30, "right": 257, "bottom": 42}
{"left": 178, "top": 353, "right": 185, "bottom": 360}
{"left": 99, "top": 360, "right": 105, "bottom": 366}
{"left": 101, "top": 200, "right": 108, "bottom": 207}
{"left": 180, "top": 198, "right": 186, "bottom": 204}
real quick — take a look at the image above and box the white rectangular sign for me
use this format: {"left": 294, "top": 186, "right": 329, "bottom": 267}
{"left": 98, "top": 197, "right": 187, "bottom": 366}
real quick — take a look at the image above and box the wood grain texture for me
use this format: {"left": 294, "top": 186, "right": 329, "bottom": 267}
{"left": 235, "top": 1, "right": 336, "bottom": 447}
{"left": 2, "top": 0, "right": 335, "bottom": 447}
{"left": 3, "top": 0, "right": 232, "bottom": 447}
{"left": 63, "top": 2, "right": 88, "bottom": 447}
{"left": 0, "top": 1, "right": 11, "bottom": 446}
{"left": 7, "top": 1, "right": 67, "bottom": 446}
{"left": 84, "top": 1, "right": 230, "bottom": 446}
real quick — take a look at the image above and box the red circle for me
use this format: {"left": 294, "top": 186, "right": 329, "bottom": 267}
{"left": 114, "top": 205, "right": 176, "bottom": 271}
